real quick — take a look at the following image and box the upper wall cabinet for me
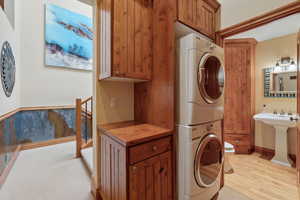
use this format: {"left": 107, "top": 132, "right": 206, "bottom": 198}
{"left": 178, "top": 0, "right": 221, "bottom": 39}
{"left": 100, "top": 0, "right": 153, "bottom": 81}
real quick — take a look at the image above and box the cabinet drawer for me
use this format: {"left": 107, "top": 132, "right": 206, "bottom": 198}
{"left": 225, "top": 134, "right": 253, "bottom": 154}
{"left": 224, "top": 134, "right": 250, "bottom": 146}
{"left": 129, "top": 137, "right": 171, "bottom": 164}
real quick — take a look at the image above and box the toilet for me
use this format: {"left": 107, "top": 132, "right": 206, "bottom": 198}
{"left": 224, "top": 142, "right": 234, "bottom": 174}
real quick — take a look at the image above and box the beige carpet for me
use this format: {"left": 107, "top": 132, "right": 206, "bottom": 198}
{"left": 81, "top": 147, "right": 93, "bottom": 175}
{"left": 0, "top": 142, "right": 93, "bottom": 200}
{"left": 219, "top": 186, "right": 253, "bottom": 200}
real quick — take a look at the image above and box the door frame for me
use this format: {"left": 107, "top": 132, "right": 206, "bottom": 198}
{"left": 217, "top": 2, "right": 300, "bottom": 183}
{"left": 216, "top": 1, "right": 300, "bottom": 39}
{"left": 215, "top": 1, "right": 300, "bottom": 47}
{"left": 297, "top": 29, "right": 300, "bottom": 184}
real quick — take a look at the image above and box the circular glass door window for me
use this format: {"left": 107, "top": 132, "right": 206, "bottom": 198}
{"left": 198, "top": 55, "right": 224, "bottom": 104}
{"left": 0, "top": 41, "right": 16, "bottom": 97}
{"left": 194, "top": 134, "right": 223, "bottom": 188}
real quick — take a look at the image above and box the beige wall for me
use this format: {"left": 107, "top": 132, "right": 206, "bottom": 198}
{"left": 255, "top": 33, "right": 297, "bottom": 154}
{"left": 96, "top": 81, "right": 134, "bottom": 125}
{"left": 18, "top": 0, "right": 93, "bottom": 107}
{"left": 218, "top": 0, "right": 295, "bottom": 29}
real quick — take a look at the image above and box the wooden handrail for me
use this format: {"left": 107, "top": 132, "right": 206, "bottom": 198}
{"left": 76, "top": 98, "right": 82, "bottom": 158}
{"left": 76, "top": 97, "right": 93, "bottom": 158}
{"left": 82, "top": 96, "right": 92, "bottom": 104}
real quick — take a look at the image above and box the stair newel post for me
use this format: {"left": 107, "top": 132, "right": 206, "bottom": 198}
{"left": 76, "top": 98, "right": 82, "bottom": 158}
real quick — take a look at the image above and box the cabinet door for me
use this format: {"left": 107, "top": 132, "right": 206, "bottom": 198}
{"left": 178, "top": 0, "right": 194, "bottom": 28}
{"left": 129, "top": 151, "right": 172, "bottom": 200}
{"left": 224, "top": 45, "right": 251, "bottom": 135}
{"left": 113, "top": 0, "right": 152, "bottom": 80}
{"left": 198, "top": 1, "right": 215, "bottom": 39}
{"left": 127, "top": 0, "right": 152, "bottom": 80}
{"left": 178, "top": 0, "right": 216, "bottom": 39}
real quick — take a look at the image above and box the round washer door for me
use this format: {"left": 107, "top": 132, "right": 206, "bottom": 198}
{"left": 194, "top": 134, "right": 223, "bottom": 188}
{"left": 198, "top": 53, "right": 225, "bottom": 104}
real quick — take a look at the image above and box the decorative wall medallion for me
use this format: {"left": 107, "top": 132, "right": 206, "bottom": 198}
{"left": 0, "top": 41, "right": 16, "bottom": 97}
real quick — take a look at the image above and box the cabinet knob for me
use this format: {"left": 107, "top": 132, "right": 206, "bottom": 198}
{"left": 206, "top": 124, "right": 213, "bottom": 131}
{"left": 132, "top": 166, "right": 137, "bottom": 171}
{"left": 159, "top": 168, "right": 164, "bottom": 173}
{"left": 152, "top": 146, "right": 158, "bottom": 151}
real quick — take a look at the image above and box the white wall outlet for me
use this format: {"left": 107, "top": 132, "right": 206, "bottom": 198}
{"left": 110, "top": 97, "right": 117, "bottom": 108}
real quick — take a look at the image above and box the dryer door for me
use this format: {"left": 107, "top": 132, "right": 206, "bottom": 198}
{"left": 198, "top": 53, "right": 225, "bottom": 104}
{"left": 194, "top": 134, "right": 223, "bottom": 188}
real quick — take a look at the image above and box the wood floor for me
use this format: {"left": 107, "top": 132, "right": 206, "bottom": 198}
{"left": 225, "top": 153, "right": 300, "bottom": 200}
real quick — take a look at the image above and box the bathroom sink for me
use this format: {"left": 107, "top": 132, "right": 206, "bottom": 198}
{"left": 253, "top": 113, "right": 299, "bottom": 167}
{"left": 253, "top": 113, "right": 298, "bottom": 127}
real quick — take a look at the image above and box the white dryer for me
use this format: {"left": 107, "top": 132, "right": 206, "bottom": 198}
{"left": 177, "top": 121, "right": 224, "bottom": 200}
{"left": 177, "top": 34, "right": 225, "bottom": 125}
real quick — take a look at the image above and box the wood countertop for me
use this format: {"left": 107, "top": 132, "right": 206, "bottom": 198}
{"left": 98, "top": 122, "right": 172, "bottom": 147}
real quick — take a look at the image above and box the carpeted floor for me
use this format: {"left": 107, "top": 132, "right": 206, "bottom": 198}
{"left": 0, "top": 142, "right": 93, "bottom": 200}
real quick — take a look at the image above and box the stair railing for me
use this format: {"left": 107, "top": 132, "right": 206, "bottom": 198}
{"left": 76, "top": 96, "right": 93, "bottom": 158}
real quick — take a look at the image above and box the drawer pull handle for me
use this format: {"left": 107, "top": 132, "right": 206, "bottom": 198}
{"left": 152, "top": 146, "right": 158, "bottom": 151}
{"left": 159, "top": 168, "right": 164, "bottom": 173}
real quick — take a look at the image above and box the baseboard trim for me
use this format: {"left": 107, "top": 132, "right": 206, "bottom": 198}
{"left": 0, "top": 108, "right": 20, "bottom": 121}
{"left": 91, "top": 177, "right": 102, "bottom": 200}
{"left": 0, "top": 105, "right": 75, "bottom": 121}
{"left": 20, "top": 105, "right": 75, "bottom": 111}
{"left": 21, "top": 136, "right": 76, "bottom": 151}
{"left": 0, "top": 145, "right": 21, "bottom": 188}
{"left": 254, "top": 146, "right": 296, "bottom": 165}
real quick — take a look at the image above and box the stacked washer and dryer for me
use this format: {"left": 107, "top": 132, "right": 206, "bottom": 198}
{"left": 177, "top": 34, "right": 225, "bottom": 200}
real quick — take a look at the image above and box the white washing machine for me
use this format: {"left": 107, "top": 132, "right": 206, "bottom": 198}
{"left": 177, "top": 121, "right": 224, "bottom": 200}
{"left": 176, "top": 33, "right": 224, "bottom": 200}
{"left": 177, "top": 33, "right": 225, "bottom": 125}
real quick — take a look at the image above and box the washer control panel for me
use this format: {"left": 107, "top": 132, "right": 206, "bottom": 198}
{"left": 192, "top": 120, "right": 222, "bottom": 140}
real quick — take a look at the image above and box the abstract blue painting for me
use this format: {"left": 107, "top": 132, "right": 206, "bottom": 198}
{"left": 45, "top": 4, "right": 93, "bottom": 70}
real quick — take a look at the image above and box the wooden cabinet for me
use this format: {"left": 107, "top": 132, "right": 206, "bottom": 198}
{"left": 100, "top": 0, "right": 153, "bottom": 81}
{"left": 99, "top": 124, "right": 173, "bottom": 200}
{"left": 178, "top": 0, "right": 220, "bottom": 39}
{"left": 129, "top": 151, "right": 172, "bottom": 200}
{"left": 224, "top": 39, "right": 257, "bottom": 154}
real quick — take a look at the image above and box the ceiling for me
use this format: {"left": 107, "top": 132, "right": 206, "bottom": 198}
{"left": 218, "top": 0, "right": 295, "bottom": 29}
{"left": 227, "top": 13, "right": 300, "bottom": 42}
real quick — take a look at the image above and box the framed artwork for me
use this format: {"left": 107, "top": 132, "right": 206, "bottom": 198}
{"left": 45, "top": 4, "right": 93, "bottom": 71}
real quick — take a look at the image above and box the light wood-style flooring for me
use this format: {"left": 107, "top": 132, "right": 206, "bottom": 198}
{"left": 225, "top": 153, "right": 300, "bottom": 200}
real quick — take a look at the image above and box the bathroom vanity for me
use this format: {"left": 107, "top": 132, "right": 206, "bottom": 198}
{"left": 254, "top": 113, "right": 299, "bottom": 167}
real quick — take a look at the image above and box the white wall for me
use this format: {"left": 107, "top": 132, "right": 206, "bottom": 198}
{"left": 4, "top": 0, "right": 15, "bottom": 28}
{"left": 218, "top": 0, "right": 296, "bottom": 29}
{"left": 18, "top": 0, "right": 93, "bottom": 107}
{"left": 0, "top": 6, "right": 20, "bottom": 116}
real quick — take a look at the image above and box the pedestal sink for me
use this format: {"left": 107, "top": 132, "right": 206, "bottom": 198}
{"left": 253, "top": 113, "right": 299, "bottom": 167}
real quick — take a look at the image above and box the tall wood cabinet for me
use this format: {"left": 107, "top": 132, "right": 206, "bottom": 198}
{"left": 100, "top": 0, "right": 153, "bottom": 81}
{"left": 224, "top": 39, "right": 257, "bottom": 154}
{"left": 177, "top": 0, "right": 220, "bottom": 39}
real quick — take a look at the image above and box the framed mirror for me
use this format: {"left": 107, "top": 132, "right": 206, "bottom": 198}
{"left": 264, "top": 66, "right": 297, "bottom": 98}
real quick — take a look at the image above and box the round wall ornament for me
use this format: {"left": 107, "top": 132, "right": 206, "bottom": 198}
{"left": 0, "top": 41, "right": 16, "bottom": 97}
